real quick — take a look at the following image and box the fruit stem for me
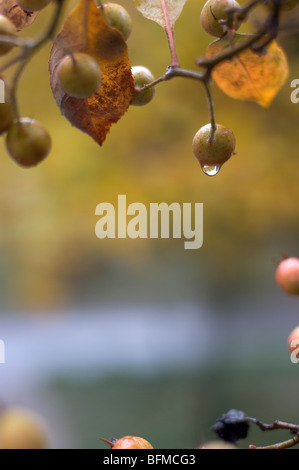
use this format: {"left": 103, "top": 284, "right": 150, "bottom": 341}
{"left": 204, "top": 80, "right": 217, "bottom": 142}
{"left": 101, "top": 437, "right": 116, "bottom": 447}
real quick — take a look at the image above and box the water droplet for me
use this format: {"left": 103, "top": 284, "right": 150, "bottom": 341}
{"left": 201, "top": 164, "right": 220, "bottom": 176}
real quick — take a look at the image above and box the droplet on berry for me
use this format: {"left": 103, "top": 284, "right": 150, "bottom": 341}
{"left": 201, "top": 164, "right": 221, "bottom": 176}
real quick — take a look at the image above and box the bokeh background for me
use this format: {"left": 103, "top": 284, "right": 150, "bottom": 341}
{"left": 0, "top": 0, "right": 299, "bottom": 448}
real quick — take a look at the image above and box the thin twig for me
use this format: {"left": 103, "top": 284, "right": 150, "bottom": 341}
{"left": 251, "top": 435, "right": 299, "bottom": 450}
{"left": 6, "top": 0, "right": 65, "bottom": 119}
{"left": 248, "top": 417, "right": 299, "bottom": 434}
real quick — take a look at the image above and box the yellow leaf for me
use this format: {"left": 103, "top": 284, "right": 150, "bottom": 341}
{"left": 206, "top": 34, "right": 289, "bottom": 108}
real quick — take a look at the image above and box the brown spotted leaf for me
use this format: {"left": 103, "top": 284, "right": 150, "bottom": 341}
{"left": 206, "top": 34, "right": 289, "bottom": 108}
{"left": 49, "top": 0, "right": 135, "bottom": 146}
{"left": 0, "top": 0, "right": 38, "bottom": 29}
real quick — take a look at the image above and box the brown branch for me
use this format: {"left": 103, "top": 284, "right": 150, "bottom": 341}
{"left": 247, "top": 416, "right": 299, "bottom": 450}
{"left": 248, "top": 417, "right": 299, "bottom": 434}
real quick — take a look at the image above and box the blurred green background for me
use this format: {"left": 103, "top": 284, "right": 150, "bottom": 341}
{"left": 0, "top": 0, "right": 299, "bottom": 449}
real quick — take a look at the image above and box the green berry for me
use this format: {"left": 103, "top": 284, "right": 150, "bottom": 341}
{"left": 57, "top": 52, "right": 102, "bottom": 99}
{"left": 0, "top": 14, "right": 17, "bottom": 56}
{"left": 131, "top": 66, "right": 155, "bottom": 106}
{"left": 16, "top": 0, "right": 52, "bottom": 12}
{"left": 103, "top": 3, "right": 132, "bottom": 40}
{"left": 192, "top": 123, "right": 236, "bottom": 169}
{"left": 200, "top": 0, "right": 241, "bottom": 38}
{"left": 6, "top": 118, "right": 51, "bottom": 167}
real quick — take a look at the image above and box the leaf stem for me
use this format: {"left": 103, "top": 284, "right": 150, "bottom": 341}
{"left": 160, "top": 0, "right": 180, "bottom": 67}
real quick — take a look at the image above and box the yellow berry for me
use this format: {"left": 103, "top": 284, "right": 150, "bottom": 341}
{"left": 0, "top": 407, "right": 48, "bottom": 449}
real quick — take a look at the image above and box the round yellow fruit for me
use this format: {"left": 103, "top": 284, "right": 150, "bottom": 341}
{"left": 0, "top": 407, "right": 48, "bottom": 449}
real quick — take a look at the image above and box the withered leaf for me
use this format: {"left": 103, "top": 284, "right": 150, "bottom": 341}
{"left": 134, "top": 0, "right": 187, "bottom": 30}
{"left": 206, "top": 34, "right": 289, "bottom": 108}
{"left": 49, "top": 0, "right": 135, "bottom": 146}
{"left": 0, "top": 0, "right": 38, "bottom": 29}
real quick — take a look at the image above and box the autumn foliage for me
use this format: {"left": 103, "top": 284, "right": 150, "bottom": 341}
{"left": 0, "top": 0, "right": 292, "bottom": 165}
{"left": 206, "top": 34, "right": 289, "bottom": 108}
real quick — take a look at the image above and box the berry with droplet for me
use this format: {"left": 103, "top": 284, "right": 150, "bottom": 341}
{"left": 275, "top": 257, "right": 299, "bottom": 295}
{"left": 0, "top": 14, "right": 17, "bottom": 56}
{"left": 192, "top": 123, "right": 235, "bottom": 173}
{"left": 16, "top": 0, "right": 52, "bottom": 12}
{"left": 6, "top": 118, "right": 51, "bottom": 167}
{"left": 131, "top": 66, "right": 155, "bottom": 106}
{"left": 57, "top": 52, "right": 102, "bottom": 99}
{"left": 200, "top": 0, "right": 241, "bottom": 38}
{"left": 0, "top": 407, "right": 48, "bottom": 449}
{"left": 103, "top": 3, "right": 132, "bottom": 40}
{"left": 102, "top": 435, "right": 154, "bottom": 449}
